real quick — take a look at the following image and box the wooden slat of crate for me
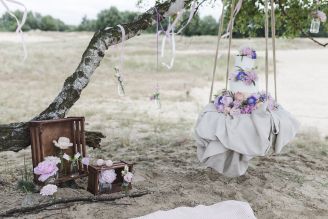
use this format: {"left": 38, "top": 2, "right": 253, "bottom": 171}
{"left": 29, "top": 117, "right": 87, "bottom": 184}
{"left": 87, "top": 161, "right": 133, "bottom": 195}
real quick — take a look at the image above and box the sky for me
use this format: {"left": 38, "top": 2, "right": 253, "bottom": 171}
{"left": 0, "top": 0, "right": 222, "bottom": 25}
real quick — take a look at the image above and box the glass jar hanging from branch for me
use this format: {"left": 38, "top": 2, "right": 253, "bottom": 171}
{"left": 310, "top": 10, "right": 327, "bottom": 33}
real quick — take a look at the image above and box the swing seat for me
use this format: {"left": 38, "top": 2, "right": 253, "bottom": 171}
{"left": 195, "top": 102, "right": 299, "bottom": 177}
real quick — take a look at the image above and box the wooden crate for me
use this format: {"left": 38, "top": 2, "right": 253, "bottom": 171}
{"left": 87, "top": 161, "right": 133, "bottom": 195}
{"left": 29, "top": 117, "right": 88, "bottom": 184}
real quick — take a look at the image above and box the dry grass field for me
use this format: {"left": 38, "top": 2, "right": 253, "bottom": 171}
{"left": 0, "top": 32, "right": 328, "bottom": 218}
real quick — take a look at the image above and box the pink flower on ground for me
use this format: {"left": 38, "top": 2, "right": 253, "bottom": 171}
{"left": 34, "top": 160, "right": 58, "bottom": 182}
{"left": 99, "top": 169, "right": 117, "bottom": 184}
{"left": 40, "top": 184, "right": 57, "bottom": 196}
{"left": 234, "top": 92, "right": 245, "bottom": 101}
{"left": 123, "top": 172, "right": 134, "bottom": 183}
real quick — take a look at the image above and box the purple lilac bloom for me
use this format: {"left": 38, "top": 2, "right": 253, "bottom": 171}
{"left": 251, "top": 50, "right": 257, "bottom": 59}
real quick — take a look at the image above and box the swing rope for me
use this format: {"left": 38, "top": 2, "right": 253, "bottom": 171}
{"left": 264, "top": 0, "right": 269, "bottom": 97}
{"left": 209, "top": 0, "right": 227, "bottom": 103}
{"left": 225, "top": 0, "right": 236, "bottom": 90}
{"left": 270, "top": 0, "right": 277, "bottom": 101}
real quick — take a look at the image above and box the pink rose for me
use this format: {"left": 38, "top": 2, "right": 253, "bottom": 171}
{"left": 123, "top": 172, "right": 134, "bottom": 183}
{"left": 34, "top": 160, "right": 58, "bottom": 182}
{"left": 234, "top": 92, "right": 245, "bottom": 101}
{"left": 99, "top": 169, "right": 117, "bottom": 184}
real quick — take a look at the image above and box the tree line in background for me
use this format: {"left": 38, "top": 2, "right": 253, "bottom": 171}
{"left": 0, "top": 5, "right": 327, "bottom": 37}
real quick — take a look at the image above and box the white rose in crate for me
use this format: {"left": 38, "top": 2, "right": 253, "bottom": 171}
{"left": 105, "top": 160, "right": 113, "bottom": 167}
{"left": 53, "top": 137, "right": 73, "bottom": 150}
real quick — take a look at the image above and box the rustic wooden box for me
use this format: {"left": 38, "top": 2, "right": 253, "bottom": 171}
{"left": 29, "top": 117, "right": 88, "bottom": 184}
{"left": 87, "top": 161, "right": 133, "bottom": 195}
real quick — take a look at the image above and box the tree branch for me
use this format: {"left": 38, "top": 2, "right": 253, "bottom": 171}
{"left": 277, "top": 0, "right": 328, "bottom": 47}
{"left": 0, "top": 190, "right": 150, "bottom": 217}
{"left": 0, "top": 0, "right": 196, "bottom": 152}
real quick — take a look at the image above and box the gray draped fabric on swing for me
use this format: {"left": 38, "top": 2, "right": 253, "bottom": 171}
{"left": 195, "top": 0, "right": 300, "bottom": 177}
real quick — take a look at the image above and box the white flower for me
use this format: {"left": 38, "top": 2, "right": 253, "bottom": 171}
{"left": 53, "top": 137, "right": 73, "bottom": 150}
{"left": 96, "top": 159, "right": 104, "bottom": 166}
{"left": 123, "top": 172, "right": 134, "bottom": 183}
{"left": 74, "top": 152, "right": 81, "bottom": 160}
{"left": 44, "top": 156, "right": 61, "bottom": 165}
{"left": 105, "top": 160, "right": 113, "bottom": 167}
{"left": 40, "top": 184, "right": 57, "bottom": 196}
{"left": 121, "top": 165, "right": 129, "bottom": 176}
{"left": 99, "top": 170, "right": 117, "bottom": 184}
{"left": 63, "top": 153, "right": 71, "bottom": 161}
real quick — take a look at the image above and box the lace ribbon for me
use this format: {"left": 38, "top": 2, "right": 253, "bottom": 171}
{"left": 0, "top": 0, "right": 27, "bottom": 61}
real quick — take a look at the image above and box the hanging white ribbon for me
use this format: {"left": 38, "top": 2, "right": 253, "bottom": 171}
{"left": 0, "top": 0, "right": 28, "bottom": 62}
{"left": 114, "top": 24, "right": 126, "bottom": 96}
{"left": 221, "top": 0, "right": 243, "bottom": 39}
{"left": 160, "top": 1, "right": 196, "bottom": 69}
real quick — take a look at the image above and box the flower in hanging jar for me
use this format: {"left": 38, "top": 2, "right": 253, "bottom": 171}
{"left": 74, "top": 152, "right": 81, "bottom": 160}
{"left": 40, "top": 184, "right": 57, "bottom": 196}
{"left": 316, "top": 10, "right": 327, "bottom": 22}
{"left": 34, "top": 160, "right": 59, "bottom": 182}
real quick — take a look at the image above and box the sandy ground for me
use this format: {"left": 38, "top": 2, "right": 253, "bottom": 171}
{"left": 0, "top": 32, "right": 328, "bottom": 219}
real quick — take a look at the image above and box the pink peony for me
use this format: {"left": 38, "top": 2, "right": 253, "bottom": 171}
{"left": 234, "top": 92, "right": 245, "bottom": 101}
{"left": 241, "top": 47, "right": 253, "bottom": 57}
{"left": 99, "top": 169, "right": 117, "bottom": 184}
{"left": 34, "top": 160, "right": 58, "bottom": 182}
{"left": 40, "top": 184, "right": 57, "bottom": 196}
{"left": 123, "top": 172, "right": 134, "bottom": 183}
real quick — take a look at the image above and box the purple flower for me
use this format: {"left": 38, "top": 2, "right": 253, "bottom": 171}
{"left": 251, "top": 51, "right": 257, "bottom": 59}
{"left": 247, "top": 96, "right": 257, "bottom": 106}
{"left": 241, "top": 105, "right": 255, "bottom": 114}
{"left": 216, "top": 104, "right": 224, "bottom": 112}
{"left": 236, "top": 71, "right": 247, "bottom": 81}
{"left": 34, "top": 160, "right": 58, "bottom": 182}
{"left": 240, "top": 47, "right": 257, "bottom": 59}
{"left": 221, "top": 96, "right": 233, "bottom": 106}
